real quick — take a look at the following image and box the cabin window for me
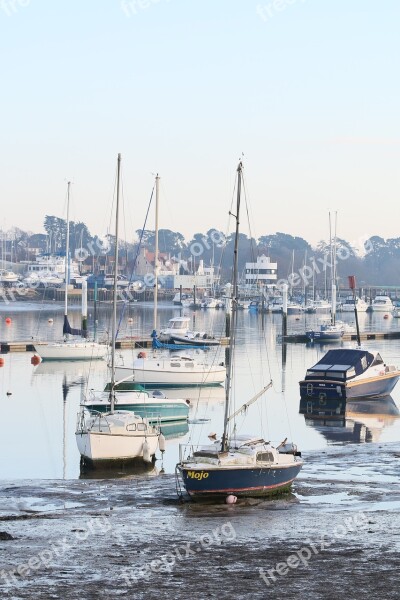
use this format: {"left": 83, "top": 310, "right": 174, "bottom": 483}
{"left": 137, "top": 423, "right": 147, "bottom": 431}
{"left": 170, "top": 362, "right": 181, "bottom": 368}
{"left": 328, "top": 371, "right": 345, "bottom": 380}
{"left": 257, "top": 452, "right": 274, "bottom": 463}
{"left": 185, "top": 363, "right": 194, "bottom": 368}
{"left": 126, "top": 424, "right": 136, "bottom": 431}
{"left": 347, "top": 367, "right": 356, "bottom": 378}
{"left": 370, "top": 354, "right": 383, "bottom": 367}
{"left": 361, "top": 356, "right": 367, "bottom": 370}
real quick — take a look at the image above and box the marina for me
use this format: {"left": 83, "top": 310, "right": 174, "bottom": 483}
{"left": 2, "top": 2, "right": 400, "bottom": 597}
{"left": 1, "top": 302, "right": 400, "bottom": 481}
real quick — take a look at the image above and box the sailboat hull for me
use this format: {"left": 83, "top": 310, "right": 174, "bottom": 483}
{"left": 36, "top": 342, "right": 107, "bottom": 361}
{"left": 75, "top": 431, "right": 159, "bottom": 462}
{"left": 306, "top": 330, "right": 343, "bottom": 342}
{"left": 170, "top": 334, "right": 221, "bottom": 347}
{"left": 178, "top": 464, "right": 302, "bottom": 497}
{"left": 114, "top": 363, "right": 226, "bottom": 387}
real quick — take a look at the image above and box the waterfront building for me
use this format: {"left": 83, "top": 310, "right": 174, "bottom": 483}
{"left": 245, "top": 255, "right": 277, "bottom": 289}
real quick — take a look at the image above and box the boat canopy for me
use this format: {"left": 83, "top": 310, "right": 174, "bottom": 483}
{"left": 306, "top": 349, "right": 378, "bottom": 380}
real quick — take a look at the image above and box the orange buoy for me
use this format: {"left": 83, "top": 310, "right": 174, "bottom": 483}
{"left": 31, "top": 355, "right": 41, "bottom": 365}
{"left": 384, "top": 314, "right": 389, "bottom": 319}
{"left": 137, "top": 351, "right": 147, "bottom": 359}
{"left": 0, "top": 358, "right": 4, "bottom": 367}
{"left": 5, "top": 318, "right": 11, "bottom": 325}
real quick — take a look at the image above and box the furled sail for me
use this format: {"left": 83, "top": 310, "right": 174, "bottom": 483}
{"left": 63, "top": 315, "right": 87, "bottom": 338}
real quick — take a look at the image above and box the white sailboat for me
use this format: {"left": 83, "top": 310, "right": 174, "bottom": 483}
{"left": 115, "top": 174, "right": 227, "bottom": 387}
{"left": 75, "top": 155, "right": 160, "bottom": 465}
{"left": 306, "top": 212, "right": 344, "bottom": 342}
{"left": 176, "top": 161, "right": 303, "bottom": 498}
{"left": 341, "top": 295, "right": 368, "bottom": 312}
{"left": 34, "top": 182, "right": 107, "bottom": 361}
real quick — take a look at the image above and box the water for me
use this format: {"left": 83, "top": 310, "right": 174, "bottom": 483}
{"left": 1, "top": 301, "right": 400, "bottom": 479}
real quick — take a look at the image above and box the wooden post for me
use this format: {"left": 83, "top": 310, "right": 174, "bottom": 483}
{"left": 282, "top": 283, "right": 288, "bottom": 338}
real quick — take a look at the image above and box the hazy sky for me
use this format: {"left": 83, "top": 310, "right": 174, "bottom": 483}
{"left": 1, "top": 0, "right": 399, "bottom": 249}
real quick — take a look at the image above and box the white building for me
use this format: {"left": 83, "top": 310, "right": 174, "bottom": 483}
{"left": 245, "top": 255, "right": 277, "bottom": 288}
{"left": 174, "top": 260, "right": 217, "bottom": 290}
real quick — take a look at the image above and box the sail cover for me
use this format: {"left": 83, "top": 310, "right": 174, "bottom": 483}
{"left": 63, "top": 315, "right": 87, "bottom": 338}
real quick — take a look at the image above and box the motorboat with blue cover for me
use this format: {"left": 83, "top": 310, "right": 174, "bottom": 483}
{"left": 299, "top": 348, "right": 400, "bottom": 400}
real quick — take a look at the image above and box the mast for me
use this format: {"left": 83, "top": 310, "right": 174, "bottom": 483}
{"left": 153, "top": 174, "right": 160, "bottom": 332}
{"left": 221, "top": 160, "right": 242, "bottom": 452}
{"left": 110, "top": 153, "right": 121, "bottom": 412}
{"left": 289, "top": 250, "right": 294, "bottom": 297}
{"left": 332, "top": 211, "right": 337, "bottom": 325}
{"left": 349, "top": 275, "right": 361, "bottom": 346}
{"left": 64, "top": 181, "right": 71, "bottom": 321}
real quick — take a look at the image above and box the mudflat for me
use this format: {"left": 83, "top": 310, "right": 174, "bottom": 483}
{"left": 1, "top": 443, "right": 399, "bottom": 599}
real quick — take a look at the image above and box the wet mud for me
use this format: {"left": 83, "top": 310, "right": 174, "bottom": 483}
{"left": 1, "top": 442, "right": 399, "bottom": 599}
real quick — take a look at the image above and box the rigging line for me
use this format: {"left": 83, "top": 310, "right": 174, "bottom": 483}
{"left": 115, "top": 183, "right": 155, "bottom": 339}
{"left": 120, "top": 173, "right": 129, "bottom": 271}
{"left": 242, "top": 173, "right": 274, "bottom": 385}
{"left": 241, "top": 175, "right": 258, "bottom": 268}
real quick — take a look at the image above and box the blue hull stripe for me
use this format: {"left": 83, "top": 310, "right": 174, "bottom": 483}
{"left": 180, "top": 465, "right": 302, "bottom": 496}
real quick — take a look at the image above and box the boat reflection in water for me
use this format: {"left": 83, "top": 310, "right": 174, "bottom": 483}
{"left": 160, "top": 419, "right": 189, "bottom": 440}
{"left": 299, "top": 395, "right": 400, "bottom": 443}
{"left": 79, "top": 458, "right": 160, "bottom": 480}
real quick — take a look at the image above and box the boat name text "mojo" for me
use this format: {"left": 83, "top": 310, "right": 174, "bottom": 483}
{"left": 187, "top": 471, "right": 209, "bottom": 480}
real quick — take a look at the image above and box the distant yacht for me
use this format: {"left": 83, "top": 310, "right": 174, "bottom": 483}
{"left": 269, "top": 297, "right": 283, "bottom": 313}
{"left": 287, "top": 301, "right": 304, "bottom": 315}
{"left": 306, "top": 322, "right": 344, "bottom": 343}
{"left": 341, "top": 295, "right": 368, "bottom": 312}
{"left": 22, "top": 253, "right": 84, "bottom": 287}
{"left": 158, "top": 316, "right": 191, "bottom": 342}
{"left": 200, "top": 297, "right": 218, "bottom": 308}
{"left": 0, "top": 269, "right": 20, "bottom": 285}
{"left": 173, "top": 292, "right": 192, "bottom": 306}
{"left": 306, "top": 299, "right": 331, "bottom": 314}
{"left": 369, "top": 295, "right": 393, "bottom": 312}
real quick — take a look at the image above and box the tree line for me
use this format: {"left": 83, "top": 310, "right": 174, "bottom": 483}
{"left": 1, "top": 218, "right": 399, "bottom": 286}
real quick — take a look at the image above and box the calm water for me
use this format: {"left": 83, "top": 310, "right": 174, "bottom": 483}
{"left": 1, "top": 301, "right": 400, "bottom": 479}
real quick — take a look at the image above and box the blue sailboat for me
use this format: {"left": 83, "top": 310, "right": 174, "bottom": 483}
{"left": 176, "top": 161, "right": 303, "bottom": 499}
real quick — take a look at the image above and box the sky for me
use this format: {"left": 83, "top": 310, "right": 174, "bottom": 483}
{"left": 1, "top": 0, "right": 400, "bottom": 249}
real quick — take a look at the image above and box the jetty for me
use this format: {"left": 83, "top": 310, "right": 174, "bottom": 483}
{"left": 0, "top": 336, "right": 230, "bottom": 353}
{"left": 279, "top": 330, "right": 400, "bottom": 343}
